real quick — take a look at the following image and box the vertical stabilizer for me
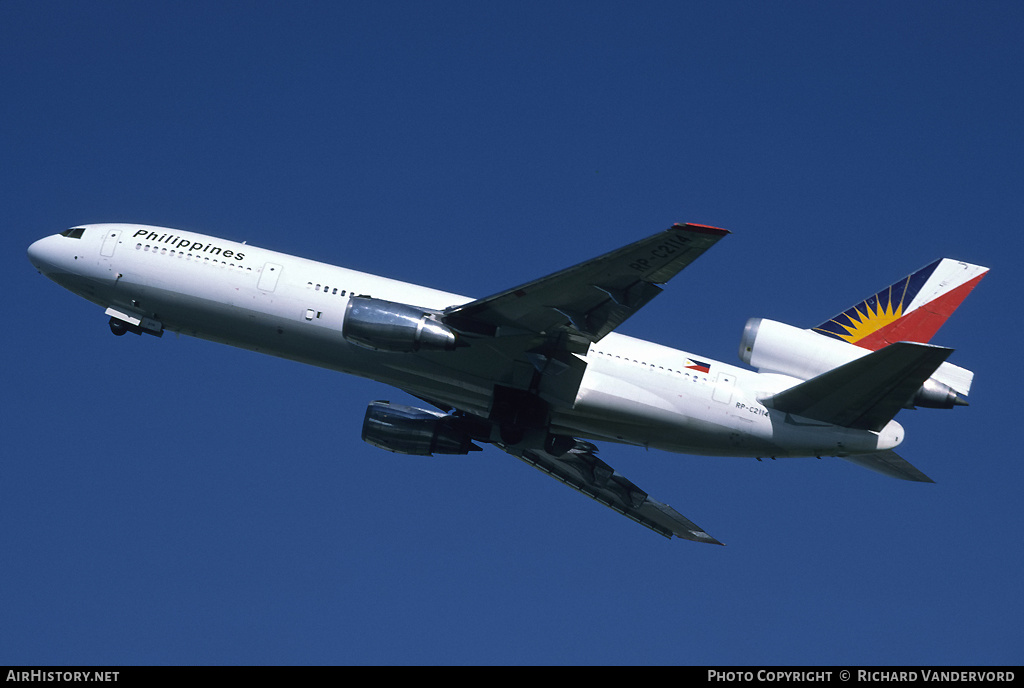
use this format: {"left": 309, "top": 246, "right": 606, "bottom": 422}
{"left": 812, "top": 259, "right": 988, "bottom": 350}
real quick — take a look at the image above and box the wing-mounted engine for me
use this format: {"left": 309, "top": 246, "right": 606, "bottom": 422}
{"left": 343, "top": 296, "right": 458, "bottom": 352}
{"left": 361, "top": 401, "right": 484, "bottom": 455}
{"left": 739, "top": 317, "right": 971, "bottom": 409}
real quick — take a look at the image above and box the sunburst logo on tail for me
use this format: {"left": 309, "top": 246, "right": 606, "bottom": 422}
{"left": 825, "top": 295, "right": 905, "bottom": 344}
{"left": 814, "top": 268, "right": 921, "bottom": 346}
{"left": 812, "top": 258, "right": 988, "bottom": 350}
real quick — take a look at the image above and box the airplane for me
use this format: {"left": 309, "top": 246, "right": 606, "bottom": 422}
{"left": 27, "top": 222, "right": 988, "bottom": 544}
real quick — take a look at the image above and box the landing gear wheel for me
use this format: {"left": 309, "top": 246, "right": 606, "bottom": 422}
{"left": 109, "top": 318, "right": 128, "bottom": 336}
{"left": 499, "top": 424, "right": 525, "bottom": 446}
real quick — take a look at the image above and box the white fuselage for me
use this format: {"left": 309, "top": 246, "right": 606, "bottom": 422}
{"left": 27, "top": 224, "right": 902, "bottom": 460}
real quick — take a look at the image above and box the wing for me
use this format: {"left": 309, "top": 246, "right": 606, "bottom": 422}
{"left": 499, "top": 438, "right": 724, "bottom": 544}
{"left": 416, "top": 224, "right": 729, "bottom": 542}
{"left": 443, "top": 223, "right": 729, "bottom": 349}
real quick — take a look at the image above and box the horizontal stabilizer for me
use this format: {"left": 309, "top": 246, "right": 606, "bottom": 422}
{"left": 840, "top": 450, "right": 934, "bottom": 483}
{"left": 763, "top": 342, "right": 953, "bottom": 431}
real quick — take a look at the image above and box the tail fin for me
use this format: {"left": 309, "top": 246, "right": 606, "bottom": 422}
{"left": 812, "top": 258, "right": 988, "bottom": 350}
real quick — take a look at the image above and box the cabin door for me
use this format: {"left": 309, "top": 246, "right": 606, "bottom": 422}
{"left": 258, "top": 263, "right": 283, "bottom": 292}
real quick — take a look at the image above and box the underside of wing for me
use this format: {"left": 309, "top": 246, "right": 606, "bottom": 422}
{"left": 443, "top": 223, "right": 728, "bottom": 349}
{"left": 499, "top": 439, "right": 723, "bottom": 544}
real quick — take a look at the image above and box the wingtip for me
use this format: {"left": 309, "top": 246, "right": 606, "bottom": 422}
{"left": 685, "top": 531, "right": 726, "bottom": 546}
{"left": 673, "top": 222, "right": 731, "bottom": 236}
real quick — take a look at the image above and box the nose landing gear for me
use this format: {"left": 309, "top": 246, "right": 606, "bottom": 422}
{"left": 109, "top": 317, "right": 130, "bottom": 336}
{"left": 105, "top": 308, "right": 163, "bottom": 338}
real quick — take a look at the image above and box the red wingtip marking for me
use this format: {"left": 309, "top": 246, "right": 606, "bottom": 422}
{"left": 674, "top": 222, "right": 731, "bottom": 235}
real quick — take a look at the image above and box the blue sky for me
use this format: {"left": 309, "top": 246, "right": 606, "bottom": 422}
{"left": 3, "top": 2, "right": 1022, "bottom": 665}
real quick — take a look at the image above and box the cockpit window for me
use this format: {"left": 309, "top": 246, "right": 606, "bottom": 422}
{"left": 60, "top": 227, "right": 86, "bottom": 239}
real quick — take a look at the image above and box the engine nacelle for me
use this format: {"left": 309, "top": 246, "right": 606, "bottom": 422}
{"left": 361, "top": 401, "right": 482, "bottom": 455}
{"left": 739, "top": 317, "right": 865, "bottom": 380}
{"left": 912, "top": 378, "right": 969, "bottom": 409}
{"left": 739, "top": 317, "right": 970, "bottom": 408}
{"left": 343, "top": 296, "right": 457, "bottom": 352}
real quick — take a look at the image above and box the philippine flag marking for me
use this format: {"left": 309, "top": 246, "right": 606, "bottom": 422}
{"left": 685, "top": 359, "right": 711, "bottom": 373}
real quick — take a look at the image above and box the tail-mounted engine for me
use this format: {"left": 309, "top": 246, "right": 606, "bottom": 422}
{"left": 740, "top": 317, "right": 868, "bottom": 380}
{"left": 343, "top": 296, "right": 458, "bottom": 352}
{"left": 361, "top": 401, "right": 482, "bottom": 455}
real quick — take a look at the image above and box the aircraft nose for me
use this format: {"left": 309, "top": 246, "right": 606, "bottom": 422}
{"left": 27, "top": 236, "right": 55, "bottom": 273}
{"left": 27, "top": 233, "right": 71, "bottom": 276}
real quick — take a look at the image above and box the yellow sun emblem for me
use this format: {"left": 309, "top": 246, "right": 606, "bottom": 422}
{"left": 834, "top": 297, "right": 904, "bottom": 343}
